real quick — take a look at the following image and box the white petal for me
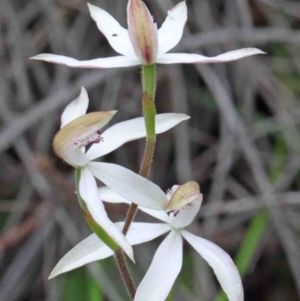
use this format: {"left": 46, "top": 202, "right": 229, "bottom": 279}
{"left": 87, "top": 3, "right": 136, "bottom": 57}
{"left": 88, "top": 162, "right": 168, "bottom": 210}
{"left": 181, "top": 230, "right": 243, "bottom": 301}
{"left": 138, "top": 207, "right": 171, "bottom": 224}
{"left": 86, "top": 113, "right": 190, "bottom": 160}
{"left": 99, "top": 186, "right": 131, "bottom": 204}
{"left": 158, "top": 2, "right": 187, "bottom": 54}
{"left": 99, "top": 186, "right": 172, "bottom": 224}
{"left": 30, "top": 54, "right": 140, "bottom": 68}
{"left": 49, "top": 222, "right": 170, "bottom": 278}
{"left": 156, "top": 48, "right": 265, "bottom": 64}
{"left": 79, "top": 167, "right": 134, "bottom": 261}
{"left": 49, "top": 234, "right": 113, "bottom": 279}
{"left": 168, "top": 196, "right": 202, "bottom": 229}
{"left": 61, "top": 87, "right": 89, "bottom": 128}
{"left": 134, "top": 230, "right": 183, "bottom": 301}
{"left": 120, "top": 222, "right": 172, "bottom": 245}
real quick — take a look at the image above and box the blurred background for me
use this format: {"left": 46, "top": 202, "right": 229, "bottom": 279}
{"left": 0, "top": 0, "right": 300, "bottom": 300}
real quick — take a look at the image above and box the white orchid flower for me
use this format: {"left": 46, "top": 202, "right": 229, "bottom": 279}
{"left": 49, "top": 182, "right": 243, "bottom": 301}
{"left": 54, "top": 87, "right": 190, "bottom": 261}
{"left": 31, "top": 0, "right": 264, "bottom": 68}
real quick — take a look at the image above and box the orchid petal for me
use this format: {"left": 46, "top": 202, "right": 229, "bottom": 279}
{"left": 30, "top": 54, "right": 140, "bottom": 68}
{"left": 49, "top": 234, "right": 114, "bottom": 279}
{"left": 122, "top": 222, "right": 172, "bottom": 245}
{"left": 49, "top": 222, "right": 170, "bottom": 279}
{"left": 61, "top": 87, "right": 89, "bottom": 128}
{"left": 98, "top": 186, "right": 172, "bottom": 224}
{"left": 182, "top": 230, "right": 243, "bottom": 301}
{"left": 168, "top": 197, "right": 201, "bottom": 229}
{"left": 53, "top": 111, "right": 116, "bottom": 167}
{"left": 158, "top": 1, "right": 187, "bottom": 54}
{"left": 79, "top": 167, "right": 134, "bottom": 261}
{"left": 138, "top": 207, "right": 171, "bottom": 224}
{"left": 99, "top": 186, "right": 131, "bottom": 204}
{"left": 166, "top": 181, "right": 202, "bottom": 228}
{"left": 86, "top": 113, "right": 190, "bottom": 160}
{"left": 88, "top": 162, "right": 168, "bottom": 210}
{"left": 134, "top": 230, "right": 183, "bottom": 301}
{"left": 156, "top": 48, "right": 265, "bottom": 64}
{"left": 87, "top": 3, "right": 135, "bottom": 57}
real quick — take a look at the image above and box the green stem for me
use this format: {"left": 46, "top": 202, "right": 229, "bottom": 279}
{"left": 122, "top": 65, "right": 157, "bottom": 236}
{"left": 115, "top": 249, "right": 136, "bottom": 299}
{"left": 116, "top": 65, "right": 157, "bottom": 300}
{"left": 142, "top": 64, "right": 156, "bottom": 99}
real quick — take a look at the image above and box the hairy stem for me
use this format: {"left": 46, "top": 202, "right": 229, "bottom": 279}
{"left": 122, "top": 66, "right": 157, "bottom": 235}
{"left": 115, "top": 65, "right": 157, "bottom": 299}
{"left": 142, "top": 64, "right": 156, "bottom": 99}
{"left": 115, "top": 249, "right": 136, "bottom": 300}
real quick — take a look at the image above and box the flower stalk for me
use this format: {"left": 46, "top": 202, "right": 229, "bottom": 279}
{"left": 122, "top": 65, "right": 157, "bottom": 235}
{"left": 142, "top": 64, "right": 156, "bottom": 100}
{"left": 115, "top": 249, "right": 136, "bottom": 299}
{"left": 116, "top": 64, "right": 157, "bottom": 299}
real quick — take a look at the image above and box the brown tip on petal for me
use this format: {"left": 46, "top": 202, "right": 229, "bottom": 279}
{"left": 166, "top": 181, "right": 200, "bottom": 212}
{"left": 53, "top": 111, "right": 117, "bottom": 162}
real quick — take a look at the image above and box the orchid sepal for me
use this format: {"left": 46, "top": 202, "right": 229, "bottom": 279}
{"left": 78, "top": 167, "right": 134, "bottom": 261}
{"left": 83, "top": 211, "right": 120, "bottom": 251}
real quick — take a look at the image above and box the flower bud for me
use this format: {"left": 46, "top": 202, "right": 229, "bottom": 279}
{"left": 127, "top": 0, "right": 158, "bottom": 65}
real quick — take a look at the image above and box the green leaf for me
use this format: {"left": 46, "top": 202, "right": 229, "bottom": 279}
{"left": 87, "top": 274, "right": 103, "bottom": 301}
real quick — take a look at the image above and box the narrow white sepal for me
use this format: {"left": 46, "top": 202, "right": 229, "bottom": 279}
{"left": 86, "top": 113, "right": 190, "bottom": 160}
{"left": 117, "top": 222, "right": 172, "bottom": 245}
{"left": 30, "top": 54, "right": 140, "bottom": 68}
{"left": 138, "top": 207, "right": 171, "bottom": 224}
{"left": 99, "top": 186, "right": 131, "bottom": 204}
{"left": 158, "top": 1, "right": 187, "bottom": 54}
{"left": 61, "top": 87, "right": 89, "bottom": 128}
{"left": 88, "top": 162, "right": 168, "bottom": 210}
{"left": 49, "top": 234, "right": 113, "bottom": 279}
{"left": 156, "top": 48, "right": 266, "bottom": 64}
{"left": 134, "top": 230, "right": 183, "bottom": 301}
{"left": 87, "top": 3, "right": 135, "bottom": 57}
{"left": 49, "top": 222, "right": 170, "bottom": 278}
{"left": 79, "top": 167, "right": 134, "bottom": 261}
{"left": 181, "top": 230, "right": 244, "bottom": 301}
{"left": 99, "top": 187, "right": 172, "bottom": 224}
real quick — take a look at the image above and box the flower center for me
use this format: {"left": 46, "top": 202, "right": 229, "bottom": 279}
{"left": 74, "top": 130, "right": 103, "bottom": 148}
